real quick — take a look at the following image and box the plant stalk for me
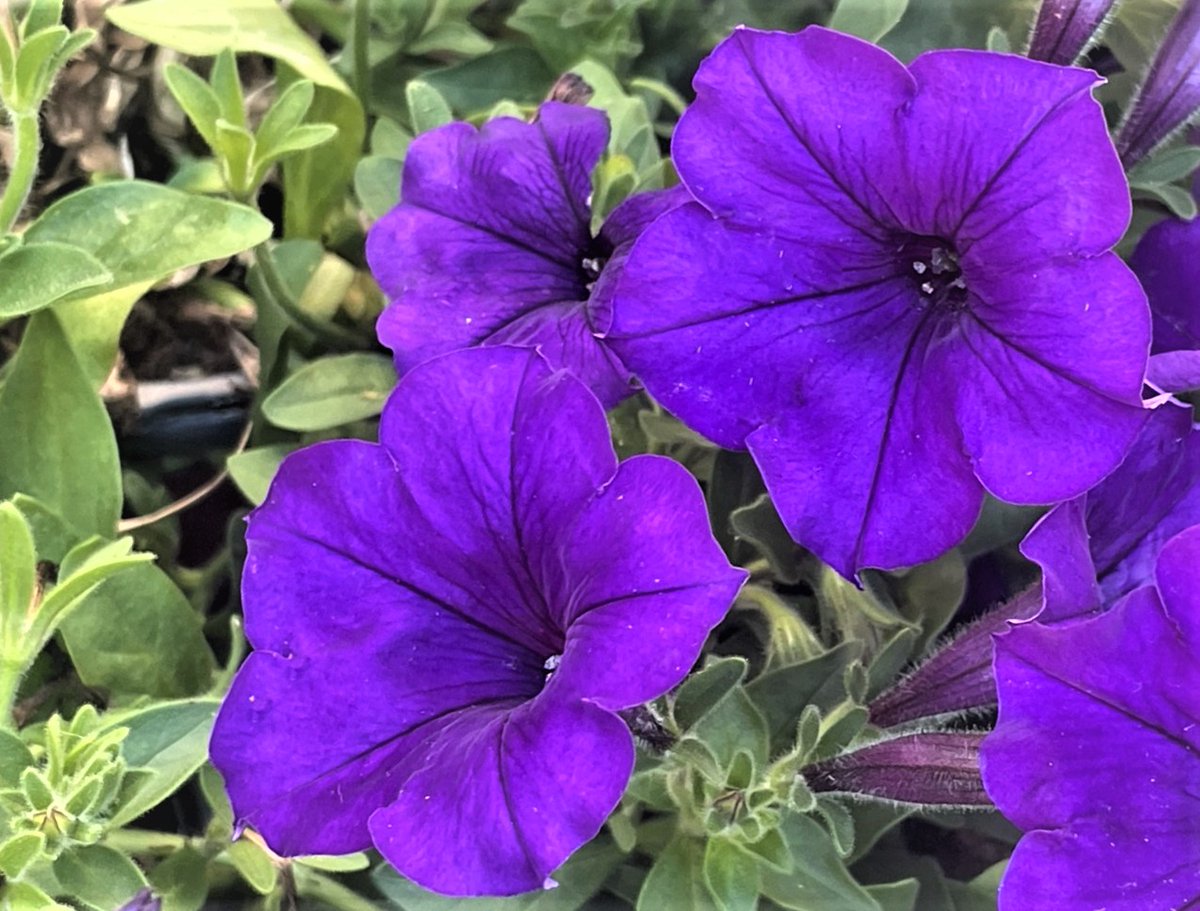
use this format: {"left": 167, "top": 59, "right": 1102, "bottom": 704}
{"left": 0, "top": 110, "right": 41, "bottom": 233}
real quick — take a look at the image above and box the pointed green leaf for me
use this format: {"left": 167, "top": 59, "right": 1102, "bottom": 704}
{"left": 18, "top": 0, "right": 64, "bottom": 38}
{"left": 0, "top": 240, "right": 111, "bottom": 317}
{"left": 209, "top": 49, "right": 245, "bottom": 127}
{"left": 262, "top": 353, "right": 396, "bottom": 431}
{"left": 704, "top": 837, "right": 760, "bottom": 911}
{"left": 746, "top": 642, "right": 862, "bottom": 754}
{"left": 672, "top": 656, "right": 747, "bottom": 732}
{"left": 406, "top": 79, "right": 453, "bottom": 133}
{"left": 637, "top": 836, "right": 716, "bottom": 911}
{"left": 0, "top": 311, "right": 121, "bottom": 538}
{"left": 26, "top": 181, "right": 271, "bottom": 289}
{"left": 12, "top": 25, "right": 66, "bottom": 108}
{"left": 53, "top": 845, "right": 146, "bottom": 910}
{"left": 164, "top": 63, "right": 223, "bottom": 148}
{"left": 828, "top": 0, "right": 908, "bottom": 41}
{"left": 0, "top": 504, "right": 36, "bottom": 640}
{"left": 255, "top": 79, "right": 316, "bottom": 155}
{"left": 0, "top": 832, "right": 45, "bottom": 879}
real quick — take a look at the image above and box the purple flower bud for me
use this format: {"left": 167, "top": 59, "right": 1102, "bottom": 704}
{"left": 803, "top": 731, "right": 991, "bottom": 808}
{"left": 1116, "top": 0, "right": 1200, "bottom": 164}
{"left": 118, "top": 890, "right": 162, "bottom": 911}
{"left": 1027, "top": 0, "right": 1119, "bottom": 65}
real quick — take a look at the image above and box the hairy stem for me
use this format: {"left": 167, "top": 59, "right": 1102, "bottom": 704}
{"left": 0, "top": 111, "right": 41, "bottom": 233}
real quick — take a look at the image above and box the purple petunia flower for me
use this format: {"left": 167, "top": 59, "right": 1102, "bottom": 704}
{"left": 1115, "top": 0, "right": 1200, "bottom": 165}
{"left": 982, "top": 524, "right": 1200, "bottom": 911}
{"left": 1027, "top": 0, "right": 1118, "bottom": 66}
{"left": 1021, "top": 399, "right": 1200, "bottom": 621}
{"left": 208, "top": 346, "right": 744, "bottom": 897}
{"left": 365, "top": 102, "right": 687, "bottom": 408}
{"left": 608, "top": 26, "right": 1149, "bottom": 579}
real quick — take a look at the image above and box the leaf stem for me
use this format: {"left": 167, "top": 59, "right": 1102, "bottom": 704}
{"left": 253, "top": 241, "right": 368, "bottom": 350}
{"left": 0, "top": 111, "right": 41, "bottom": 233}
{"left": 0, "top": 653, "right": 28, "bottom": 730}
{"left": 352, "top": 0, "right": 371, "bottom": 118}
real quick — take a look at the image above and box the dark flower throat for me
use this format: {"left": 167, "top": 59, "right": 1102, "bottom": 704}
{"left": 899, "top": 235, "right": 968, "bottom": 311}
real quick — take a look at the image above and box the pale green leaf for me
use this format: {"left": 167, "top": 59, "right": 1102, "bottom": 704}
{"left": 262, "top": 353, "right": 396, "bottom": 431}
{"left": 0, "top": 241, "right": 111, "bottom": 317}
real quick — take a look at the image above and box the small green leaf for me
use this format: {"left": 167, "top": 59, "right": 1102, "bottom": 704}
{"left": 1129, "top": 145, "right": 1200, "bottom": 186}
{"left": 672, "top": 656, "right": 747, "bottom": 732}
{"left": 148, "top": 846, "right": 209, "bottom": 911}
{"left": 228, "top": 838, "right": 277, "bottom": 894}
{"left": 869, "top": 879, "right": 921, "bottom": 911}
{"left": 0, "top": 729, "right": 34, "bottom": 785}
{"left": 0, "top": 503, "right": 36, "bottom": 638}
{"left": 104, "top": 698, "right": 220, "bottom": 827}
{"left": 227, "top": 444, "right": 298, "bottom": 506}
{"left": 255, "top": 79, "right": 316, "bottom": 155}
{"left": 209, "top": 49, "right": 245, "bottom": 127}
{"left": 1133, "top": 183, "right": 1199, "bottom": 220}
{"left": 407, "top": 21, "right": 493, "bottom": 57}
{"left": 828, "top": 0, "right": 909, "bottom": 42}
{"left": 0, "top": 240, "right": 111, "bottom": 317}
{"left": 355, "top": 155, "right": 404, "bottom": 220}
{"left": 214, "top": 119, "right": 255, "bottom": 195}
{"left": 746, "top": 642, "right": 862, "bottom": 754}
{"left": 296, "top": 852, "right": 371, "bottom": 873}
{"left": 164, "top": 63, "right": 222, "bottom": 148}
{"left": 262, "top": 353, "right": 396, "bottom": 432}
{"left": 60, "top": 563, "right": 216, "bottom": 697}
{"left": 406, "top": 79, "right": 453, "bottom": 133}
{"left": 760, "top": 813, "right": 881, "bottom": 911}
{"left": 985, "top": 26, "right": 1010, "bottom": 53}
{"left": 0, "top": 832, "right": 44, "bottom": 879}
{"left": 704, "top": 837, "right": 759, "bottom": 911}
{"left": 19, "top": 0, "right": 64, "bottom": 38}
{"left": 1, "top": 881, "right": 72, "bottom": 911}
{"left": 53, "top": 845, "right": 147, "bottom": 911}
{"left": 26, "top": 181, "right": 272, "bottom": 290}
{"left": 12, "top": 25, "right": 67, "bottom": 108}
{"left": 0, "top": 311, "right": 122, "bottom": 538}
{"left": 420, "top": 47, "right": 553, "bottom": 114}
{"left": 637, "top": 836, "right": 716, "bottom": 911}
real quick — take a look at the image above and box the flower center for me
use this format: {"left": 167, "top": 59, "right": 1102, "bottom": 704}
{"left": 578, "top": 236, "right": 613, "bottom": 294}
{"left": 898, "top": 236, "right": 968, "bottom": 311}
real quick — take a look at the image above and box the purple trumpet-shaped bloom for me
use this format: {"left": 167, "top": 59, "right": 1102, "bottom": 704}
{"left": 366, "top": 102, "right": 686, "bottom": 408}
{"left": 209, "top": 347, "right": 745, "bottom": 896}
{"left": 983, "top": 525, "right": 1200, "bottom": 911}
{"left": 1115, "top": 0, "right": 1200, "bottom": 164}
{"left": 1027, "top": 0, "right": 1118, "bottom": 65}
{"left": 609, "top": 26, "right": 1149, "bottom": 579}
{"left": 1021, "top": 400, "right": 1200, "bottom": 621}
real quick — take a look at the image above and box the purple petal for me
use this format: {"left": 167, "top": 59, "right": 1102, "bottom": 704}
{"left": 1147, "top": 349, "right": 1200, "bottom": 393}
{"left": 983, "top": 526, "right": 1200, "bottom": 911}
{"left": 1116, "top": 0, "right": 1200, "bottom": 165}
{"left": 1130, "top": 211, "right": 1200, "bottom": 354}
{"left": 1019, "top": 498, "right": 1101, "bottom": 622}
{"left": 1027, "top": 0, "right": 1119, "bottom": 65}
{"left": 550, "top": 454, "right": 747, "bottom": 710}
{"left": 370, "top": 696, "right": 633, "bottom": 896}
{"left": 942, "top": 256, "right": 1148, "bottom": 505}
{"left": 367, "top": 104, "right": 634, "bottom": 405}
{"left": 612, "top": 27, "right": 1147, "bottom": 577}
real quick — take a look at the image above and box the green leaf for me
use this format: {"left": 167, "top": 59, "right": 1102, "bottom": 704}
{"left": 0, "top": 728, "right": 34, "bottom": 785}
{"left": 1129, "top": 145, "right": 1200, "bottom": 186}
{"left": 0, "top": 241, "right": 111, "bottom": 317}
{"left": 355, "top": 155, "right": 404, "bottom": 220}
{"left": 406, "top": 79, "right": 453, "bottom": 133}
{"left": 1133, "top": 182, "right": 1199, "bottom": 220}
{"left": 0, "top": 503, "right": 36, "bottom": 637}
{"left": 828, "top": 0, "right": 908, "bottom": 40}
{"left": 868, "top": 880, "right": 921, "bottom": 911}
{"left": 227, "top": 444, "right": 298, "bottom": 506}
{"left": 60, "top": 563, "right": 216, "bottom": 697}
{"left": 690, "top": 685, "right": 769, "bottom": 769}
{"left": 164, "top": 63, "right": 222, "bottom": 148}
{"left": 703, "top": 837, "right": 760, "bottom": 911}
{"left": 254, "top": 122, "right": 338, "bottom": 169}
{"left": 149, "top": 847, "right": 210, "bottom": 911}
{"left": 227, "top": 839, "right": 277, "bottom": 894}
{"left": 262, "top": 353, "right": 396, "bottom": 431}
{"left": 255, "top": 80, "right": 316, "bottom": 156}
{"left": 508, "top": 0, "right": 650, "bottom": 73}
{"left": 0, "top": 832, "right": 44, "bottom": 879}
{"left": 214, "top": 119, "right": 255, "bottom": 194}
{"left": 760, "top": 813, "right": 882, "bottom": 911}
{"left": 53, "top": 845, "right": 147, "bottom": 911}
{"left": 209, "top": 49, "right": 246, "bottom": 127}
{"left": 745, "top": 642, "right": 862, "bottom": 754}
{"left": 26, "top": 181, "right": 272, "bottom": 290}
{"left": 13, "top": 25, "right": 67, "bottom": 108}
{"left": 104, "top": 698, "right": 221, "bottom": 827}
{"left": 296, "top": 852, "right": 371, "bottom": 873}
{"left": 19, "top": 0, "right": 64, "bottom": 38}
{"left": 1, "top": 881, "right": 72, "bottom": 911}
{"left": 420, "top": 47, "right": 553, "bottom": 114}
{"left": 52, "top": 281, "right": 154, "bottom": 390}
{"left": 673, "top": 656, "right": 748, "bottom": 732}
{"left": 637, "top": 836, "right": 716, "bottom": 911}
{"left": 0, "top": 311, "right": 121, "bottom": 538}
{"left": 407, "top": 21, "right": 493, "bottom": 57}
